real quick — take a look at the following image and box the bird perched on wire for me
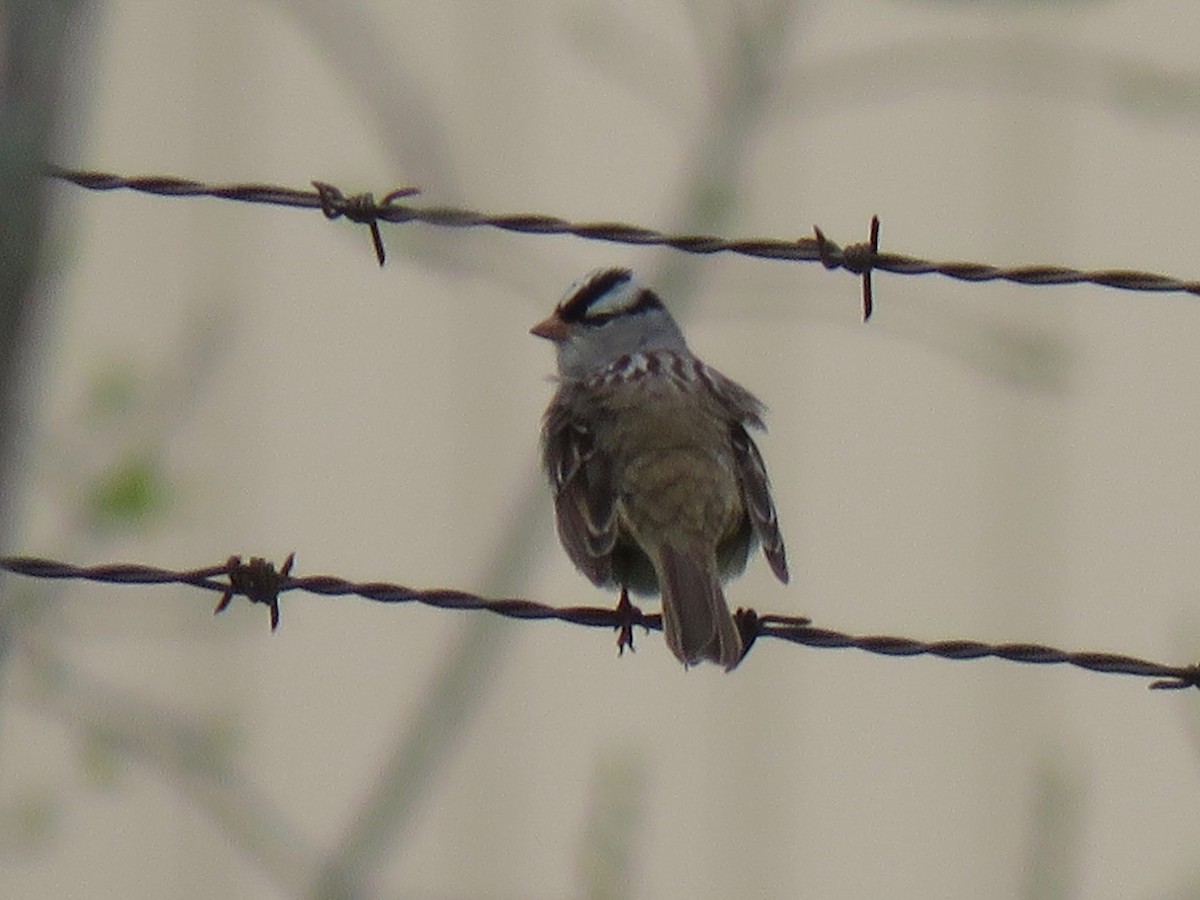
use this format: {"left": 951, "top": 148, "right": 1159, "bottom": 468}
{"left": 532, "top": 268, "right": 789, "bottom": 670}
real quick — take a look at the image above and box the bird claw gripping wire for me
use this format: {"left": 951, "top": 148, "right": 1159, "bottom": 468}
{"left": 312, "top": 181, "right": 420, "bottom": 267}
{"left": 213, "top": 553, "right": 295, "bottom": 631}
{"left": 814, "top": 215, "right": 881, "bottom": 322}
{"left": 613, "top": 587, "right": 652, "bottom": 657}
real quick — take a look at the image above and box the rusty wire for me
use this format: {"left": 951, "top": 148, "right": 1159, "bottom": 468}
{"left": 45, "top": 167, "right": 1200, "bottom": 321}
{"left": 30, "top": 169, "right": 1200, "bottom": 689}
{"left": 3, "top": 554, "right": 1197, "bottom": 691}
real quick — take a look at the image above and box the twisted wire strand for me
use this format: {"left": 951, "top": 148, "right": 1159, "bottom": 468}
{"left": 3, "top": 554, "right": 1196, "bottom": 691}
{"left": 31, "top": 170, "right": 1200, "bottom": 688}
{"left": 45, "top": 167, "right": 1200, "bottom": 300}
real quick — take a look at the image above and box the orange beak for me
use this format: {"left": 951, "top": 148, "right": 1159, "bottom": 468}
{"left": 530, "top": 313, "right": 569, "bottom": 342}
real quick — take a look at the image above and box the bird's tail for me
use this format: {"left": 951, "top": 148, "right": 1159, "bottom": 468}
{"left": 657, "top": 544, "right": 744, "bottom": 671}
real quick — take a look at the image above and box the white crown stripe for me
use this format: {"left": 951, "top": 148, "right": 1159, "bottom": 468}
{"left": 584, "top": 278, "right": 642, "bottom": 318}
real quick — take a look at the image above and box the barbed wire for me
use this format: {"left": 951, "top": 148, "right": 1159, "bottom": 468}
{"left": 3, "top": 554, "right": 1197, "bottom": 691}
{"left": 30, "top": 170, "right": 1200, "bottom": 688}
{"left": 45, "top": 166, "right": 1200, "bottom": 322}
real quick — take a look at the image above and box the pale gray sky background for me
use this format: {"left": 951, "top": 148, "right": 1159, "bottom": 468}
{"left": 4, "top": 1, "right": 1200, "bottom": 898}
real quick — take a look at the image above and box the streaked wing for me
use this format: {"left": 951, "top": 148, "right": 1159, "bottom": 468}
{"left": 693, "top": 361, "right": 766, "bottom": 431}
{"left": 695, "top": 360, "right": 788, "bottom": 584}
{"left": 730, "top": 423, "right": 789, "bottom": 584}
{"left": 541, "top": 387, "right": 618, "bottom": 586}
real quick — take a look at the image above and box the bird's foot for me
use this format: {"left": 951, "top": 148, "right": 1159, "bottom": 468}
{"left": 614, "top": 587, "right": 648, "bottom": 657}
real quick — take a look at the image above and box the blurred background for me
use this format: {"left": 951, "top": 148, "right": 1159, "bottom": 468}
{"left": 4, "top": 0, "right": 1200, "bottom": 897}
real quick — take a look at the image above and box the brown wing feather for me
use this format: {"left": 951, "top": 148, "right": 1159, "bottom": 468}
{"left": 541, "top": 383, "right": 618, "bottom": 587}
{"left": 697, "top": 360, "right": 789, "bottom": 585}
{"left": 730, "top": 423, "right": 789, "bottom": 584}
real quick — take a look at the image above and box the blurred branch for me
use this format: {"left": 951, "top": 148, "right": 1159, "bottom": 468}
{"left": 312, "top": 486, "right": 547, "bottom": 899}
{"left": 781, "top": 33, "right": 1200, "bottom": 126}
{"left": 1020, "top": 757, "right": 1085, "bottom": 900}
{"left": 312, "top": 8, "right": 808, "bottom": 895}
{"left": 578, "top": 750, "right": 646, "bottom": 900}
{"left": 0, "top": 0, "right": 86, "bottom": 752}
{"left": 651, "top": 0, "right": 802, "bottom": 302}
{"left": 0, "top": 3, "right": 80, "bottom": 544}
{"left": 20, "top": 641, "right": 320, "bottom": 894}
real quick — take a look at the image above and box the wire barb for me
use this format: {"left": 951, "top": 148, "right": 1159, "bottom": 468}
{"left": 3, "top": 554, "right": 1196, "bottom": 692}
{"left": 213, "top": 553, "right": 295, "bottom": 631}
{"left": 1148, "top": 664, "right": 1200, "bottom": 691}
{"left": 45, "top": 167, "right": 1200, "bottom": 308}
{"left": 312, "top": 181, "right": 420, "bottom": 266}
{"left": 814, "top": 216, "right": 879, "bottom": 321}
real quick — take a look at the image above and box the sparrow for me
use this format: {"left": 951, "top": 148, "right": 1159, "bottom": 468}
{"left": 532, "top": 267, "right": 788, "bottom": 669}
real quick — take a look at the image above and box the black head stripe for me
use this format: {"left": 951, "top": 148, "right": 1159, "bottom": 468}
{"left": 558, "top": 268, "right": 633, "bottom": 323}
{"left": 559, "top": 270, "right": 666, "bottom": 326}
{"left": 622, "top": 288, "right": 663, "bottom": 318}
